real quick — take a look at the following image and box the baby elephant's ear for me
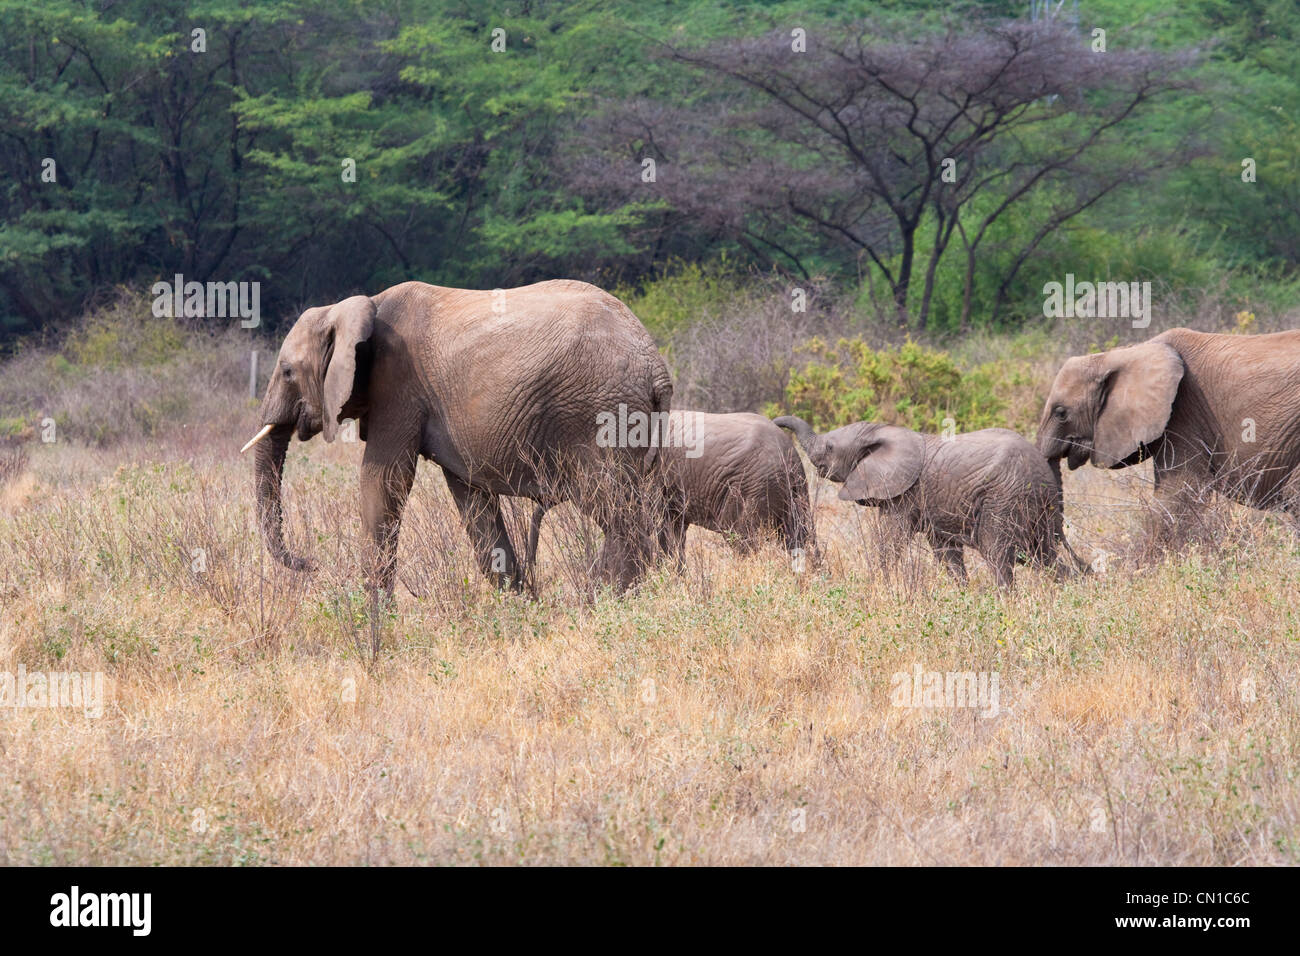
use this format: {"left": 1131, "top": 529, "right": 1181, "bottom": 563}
{"left": 839, "top": 425, "right": 926, "bottom": 502}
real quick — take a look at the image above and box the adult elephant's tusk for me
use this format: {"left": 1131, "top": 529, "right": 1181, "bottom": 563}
{"left": 240, "top": 424, "right": 275, "bottom": 455}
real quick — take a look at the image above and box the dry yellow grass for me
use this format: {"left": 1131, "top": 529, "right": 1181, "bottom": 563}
{"left": 1, "top": 422, "right": 1297, "bottom": 866}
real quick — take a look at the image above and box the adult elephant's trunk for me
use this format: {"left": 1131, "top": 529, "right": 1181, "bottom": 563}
{"left": 252, "top": 424, "right": 314, "bottom": 571}
{"left": 773, "top": 415, "right": 818, "bottom": 453}
{"left": 1045, "top": 454, "right": 1062, "bottom": 484}
{"left": 1044, "top": 454, "right": 1068, "bottom": 527}
{"left": 1044, "top": 454, "right": 1087, "bottom": 573}
{"left": 1045, "top": 455, "right": 1066, "bottom": 513}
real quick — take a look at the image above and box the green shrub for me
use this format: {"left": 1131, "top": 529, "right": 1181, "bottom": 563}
{"left": 0, "top": 285, "right": 258, "bottom": 449}
{"left": 66, "top": 289, "right": 185, "bottom": 369}
{"left": 765, "top": 337, "right": 1016, "bottom": 433}
{"left": 614, "top": 260, "right": 751, "bottom": 339}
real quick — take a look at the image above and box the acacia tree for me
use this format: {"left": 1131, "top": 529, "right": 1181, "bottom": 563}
{"left": 0, "top": 1, "right": 304, "bottom": 334}
{"left": 574, "top": 18, "right": 1195, "bottom": 328}
{"left": 0, "top": 0, "right": 639, "bottom": 339}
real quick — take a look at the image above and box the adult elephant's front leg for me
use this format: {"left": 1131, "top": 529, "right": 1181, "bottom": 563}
{"left": 443, "top": 469, "right": 522, "bottom": 591}
{"left": 360, "top": 445, "right": 418, "bottom": 597}
{"left": 1150, "top": 447, "right": 1213, "bottom": 536}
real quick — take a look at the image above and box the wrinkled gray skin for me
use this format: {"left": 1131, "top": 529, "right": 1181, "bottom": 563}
{"left": 1037, "top": 328, "right": 1300, "bottom": 522}
{"left": 776, "top": 416, "right": 1082, "bottom": 588}
{"left": 525, "top": 411, "right": 818, "bottom": 573}
{"left": 247, "top": 280, "right": 672, "bottom": 596}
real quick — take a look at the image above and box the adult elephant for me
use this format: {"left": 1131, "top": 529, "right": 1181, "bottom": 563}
{"left": 1037, "top": 327, "right": 1300, "bottom": 519}
{"left": 241, "top": 280, "right": 672, "bottom": 594}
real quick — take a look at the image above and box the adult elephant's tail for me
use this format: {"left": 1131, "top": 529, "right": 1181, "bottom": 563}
{"left": 643, "top": 371, "right": 673, "bottom": 470}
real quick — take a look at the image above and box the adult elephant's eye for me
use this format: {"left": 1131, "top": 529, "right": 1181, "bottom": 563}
{"left": 1053, "top": 406, "right": 1067, "bottom": 421}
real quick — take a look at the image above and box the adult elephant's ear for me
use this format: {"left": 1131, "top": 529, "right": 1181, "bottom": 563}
{"left": 321, "top": 296, "right": 376, "bottom": 443}
{"left": 1092, "top": 341, "right": 1184, "bottom": 467}
{"left": 838, "top": 425, "right": 925, "bottom": 502}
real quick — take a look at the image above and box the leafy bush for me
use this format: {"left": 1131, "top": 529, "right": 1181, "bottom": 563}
{"left": 63, "top": 289, "right": 186, "bottom": 368}
{"left": 615, "top": 260, "right": 753, "bottom": 340}
{"left": 0, "top": 287, "right": 256, "bottom": 448}
{"left": 766, "top": 338, "right": 1023, "bottom": 434}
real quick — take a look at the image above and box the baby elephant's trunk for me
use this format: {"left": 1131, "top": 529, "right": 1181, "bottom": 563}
{"left": 773, "top": 415, "right": 818, "bottom": 453}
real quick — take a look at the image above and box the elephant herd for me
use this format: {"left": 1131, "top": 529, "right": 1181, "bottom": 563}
{"left": 241, "top": 281, "right": 1300, "bottom": 600}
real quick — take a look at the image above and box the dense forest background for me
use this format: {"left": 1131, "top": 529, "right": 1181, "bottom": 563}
{"left": 1, "top": 0, "right": 1297, "bottom": 344}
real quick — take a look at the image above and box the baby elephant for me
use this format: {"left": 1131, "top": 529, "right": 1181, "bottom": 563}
{"left": 528, "top": 410, "right": 817, "bottom": 574}
{"left": 775, "top": 416, "right": 1082, "bottom": 587}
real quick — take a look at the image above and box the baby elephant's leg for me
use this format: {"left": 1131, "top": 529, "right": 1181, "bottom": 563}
{"left": 934, "top": 544, "right": 968, "bottom": 587}
{"left": 875, "top": 509, "right": 911, "bottom": 574}
{"left": 657, "top": 510, "right": 688, "bottom": 573}
{"left": 987, "top": 546, "right": 1016, "bottom": 589}
{"left": 973, "top": 511, "right": 1019, "bottom": 589}
{"left": 924, "top": 525, "right": 967, "bottom": 586}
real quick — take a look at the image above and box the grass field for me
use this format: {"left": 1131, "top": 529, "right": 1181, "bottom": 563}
{"left": 1, "top": 298, "right": 1297, "bottom": 865}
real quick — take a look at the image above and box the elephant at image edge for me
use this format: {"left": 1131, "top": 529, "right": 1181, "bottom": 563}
{"left": 241, "top": 279, "right": 673, "bottom": 594}
{"left": 525, "top": 410, "right": 819, "bottom": 574}
{"left": 776, "top": 416, "right": 1084, "bottom": 587}
{"left": 1036, "top": 327, "right": 1300, "bottom": 521}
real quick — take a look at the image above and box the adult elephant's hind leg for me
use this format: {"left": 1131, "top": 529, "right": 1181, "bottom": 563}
{"left": 444, "top": 469, "right": 522, "bottom": 591}
{"left": 597, "top": 514, "right": 653, "bottom": 592}
{"left": 592, "top": 460, "right": 659, "bottom": 592}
